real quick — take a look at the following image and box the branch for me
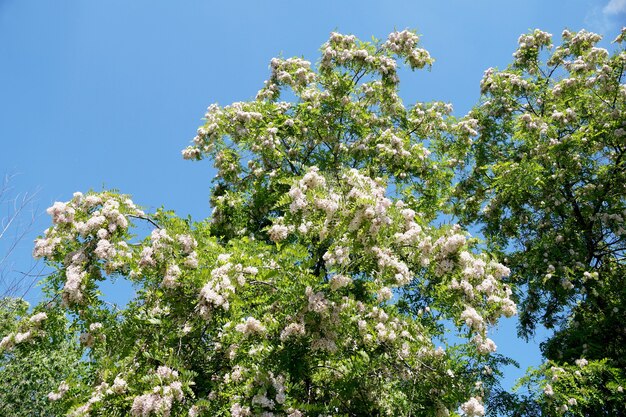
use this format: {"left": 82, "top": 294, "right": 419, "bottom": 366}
{"left": 127, "top": 214, "right": 161, "bottom": 229}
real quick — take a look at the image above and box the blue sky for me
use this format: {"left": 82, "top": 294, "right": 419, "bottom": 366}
{"left": 1, "top": 0, "right": 625, "bottom": 393}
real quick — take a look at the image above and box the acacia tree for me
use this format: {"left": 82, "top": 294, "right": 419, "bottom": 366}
{"left": 451, "top": 28, "right": 626, "bottom": 415}
{"left": 0, "top": 31, "right": 517, "bottom": 416}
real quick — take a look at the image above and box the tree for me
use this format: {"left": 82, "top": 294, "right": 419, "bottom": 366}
{"left": 0, "top": 297, "right": 83, "bottom": 417}
{"left": 1, "top": 31, "right": 518, "bottom": 416}
{"left": 0, "top": 175, "right": 80, "bottom": 417}
{"left": 451, "top": 27, "right": 626, "bottom": 415}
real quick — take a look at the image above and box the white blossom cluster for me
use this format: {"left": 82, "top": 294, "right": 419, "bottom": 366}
{"left": 562, "top": 29, "right": 602, "bottom": 53}
{"left": 0, "top": 311, "right": 47, "bottom": 351}
{"left": 461, "top": 306, "right": 485, "bottom": 332}
{"left": 130, "top": 366, "right": 184, "bottom": 417}
{"left": 227, "top": 371, "right": 292, "bottom": 417}
{"left": 283, "top": 167, "right": 394, "bottom": 244}
{"left": 371, "top": 246, "right": 412, "bottom": 285}
{"left": 375, "top": 128, "right": 412, "bottom": 160}
{"left": 329, "top": 274, "right": 353, "bottom": 291}
{"left": 182, "top": 103, "right": 223, "bottom": 159}
{"left": 384, "top": 30, "right": 434, "bottom": 70}
{"left": 275, "top": 166, "right": 516, "bottom": 360}
{"left": 279, "top": 322, "right": 306, "bottom": 341}
{"left": 258, "top": 57, "right": 316, "bottom": 100}
{"left": 456, "top": 118, "right": 479, "bottom": 137}
{"left": 66, "top": 380, "right": 119, "bottom": 416}
{"left": 32, "top": 192, "right": 202, "bottom": 325}
{"left": 460, "top": 396, "right": 485, "bottom": 416}
{"left": 513, "top": 29, "right": 552, "bottom": 67}
{"left": 319, "top": 31, "right": 427, "bottom": 84}
{"left": 79, "top": 322, "right": 104, "bottom": 348}
{"left": 33, "top": 193, "right": 142, "bottom": 306}
{"left": 161, "top": 264, "right": 182, "bottom": 289}
{"left": 198, "top": 254, "right": 259, "bottom": 316}
{"left": 321, "top": 32, "right": 372, "bottom": 68}
{"left": 47, "top": 381, "right": 70, "bottom": 401}
{"left": 267, "top": 222, "right": 292, "bottom": 243}
{"left": 472, "top": 334, "right": 498, "bottom": 354}
{"left": 152, "top": 232, "right": 198, "bottom": 286}
{"left": 235, "top": 316, "right": 266, "bottom": 336}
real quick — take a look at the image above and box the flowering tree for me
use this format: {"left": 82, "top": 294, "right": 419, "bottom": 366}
{"left": 451, "top": 28, "right": 626, "bottom": 416}
{"left": 0, "top": 31, "right": 518, "bottom": 416}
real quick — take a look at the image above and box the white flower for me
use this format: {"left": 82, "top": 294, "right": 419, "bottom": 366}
{"left": 460, "top": 307, "right": 484, "bottom": 331}
{"left": 0, "top": 335, "right": 14, "bottom": 350}
{"left": 575, "top": 358, "right": 588, "bottom": 367}
{"left": 63, "top": 265, "right": 86, "bottom": 305}
{"left": 243, "top": 266, "right": 258, "bottom": 275}
{"left": 217, "top": 253, "right": 232, "bottom": 263}
{"left": 95, "top": 239, "right": 116, "bottom": 260}
{"left": 300, "top": 166, "right": 326, "bottom": 189}
{"left": 177, "top": 234, "right": 197, "bottom": 254}
{"left": 306, "top": 287, "right": 328, "bottom": 313}
{"left": 111, "top": 376, "right": 128, "bottom": 394}
{"left": 377, "top": 287, "right": 393, "bottom": 301}
{"left": 474, "top": 335, "right": 497, "bottom": 354}
{"left": 329, "top": 274, "right": 352, "bottom": 291}
{"left": 29, "top": 312, "right": 48, "bottom": 325}
{"left": 440, "top": 233, "right": 466, "bottom": 255}
{"left": 14, "top": 330, "right": 32, "bottom": 344}
{"left": 280, "top": 323, "right": 305, "bottom": 341}
{"left": 500, "top": 298, "right": 518, "bottom": 317}
{"left": 139, "top": 247, "right": 155, "bottom": 267}
{"left": 162, "top": 264, "right": 182, "bottom": 288}
{"left": 47, "top": 201, "right": 75, "bottom": 224}
{"left": 235, "top": 317, "right": 266, "bottom": 336}
{"left": 184, "top": 251, "right": 199, "bottom": 269}
{"left": 230, "top": 403, "right": 251, "bottom": 417}
{"left": 85, "top": 215, "right": 106, "bottom": 234}
{"left": 268, "top": 223, "right": 291, "bottom": 242}
{"left": 461, "top": 397, "right": 485, "bottom": 416}
{"left": 156, "top": 366, "right": 178, "bottom": 380}
{"left": 33, "top": 237, "right": 60, "bottom": 258}
{"left": 48, "top": 381, "right": 69, "bottom": 401}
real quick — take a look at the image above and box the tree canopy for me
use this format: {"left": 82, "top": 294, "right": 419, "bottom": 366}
{"left": 1, "top": 27, "right": 625, "bottom": 417}
{"left": 450, "top": 28, "right": 626, "bottom": 416}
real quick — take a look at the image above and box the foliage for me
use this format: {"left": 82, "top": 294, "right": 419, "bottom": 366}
{"left": 450, "top": 27, "right": 626, "bottom": 415}
{"left": 0, "top": 297, "right": 83, "bottom": 416}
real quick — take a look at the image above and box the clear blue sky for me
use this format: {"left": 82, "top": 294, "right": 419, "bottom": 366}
{"left": 1, "top": 0, "right": 624, "bottom": 394}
